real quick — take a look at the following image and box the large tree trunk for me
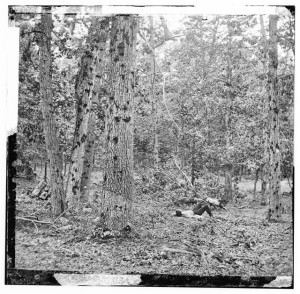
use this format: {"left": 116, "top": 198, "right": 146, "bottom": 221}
{"left": 191, "top": 136, "right": 196, "bottom": 185}
{"left": 149, "top": 16, "right": 160, "bottom": 170}
{"left": 260, "top": 162, "right": 268, "bottom": 205}
{"left": 66, "top": 17, "right": 109, "bottom": 207}
{"left": 261, "top": 125, "right": 269, "bottom": 205}
{"left": 100, "top": 15, "right": 138, "bottom": 231}
{"left": 253, "top": 168, "right": 260, "bottom": 198}
{"left": 39, "top": 9, "right": 65, "bottom": 216}
{"left": 79, "top": 21, "right": 109, "bottom": 202}
{"left": 267, "top": 15, "right": 282, "bottom": 221}
{"left": 80, "top": 112, "right": 96, "bottom": 202}
{"left": 259, "top": 15, "right": 269, "bottom": 206}
{"left": 224, "top": 168, "right": 233, "bottom": 201}
{"left": 238, "top": 165, "right": 243, "bottom": 181}
{"left": 224, "top": 19, "right": 234, "bottom": 201}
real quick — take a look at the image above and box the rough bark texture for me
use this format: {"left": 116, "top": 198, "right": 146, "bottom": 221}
{"left": 224, "top": 169, "right": 233, "bottom": 201}
{"left": 191, "top": 137, "right": 196, "bottom": 185}
{"left": 79, "top": 112, "right": 96, "bottom": 201}
{"left": 224, "top": 19, "right": 234, "bottom": 201}
{"left": 253, "top": 168, "right": 259, "bottom": 198}
{"left": 66, "top": 17, "right": 109, "bottom": 207}
{"left": 39, "top": 10, "right": 65, "bottom": 216}
{"left": 79, "top": 21, "right": 109, "bottom": 202}
{"left": 100, "top": 15, "right": 138, "bottom": 231}
{"left": 260, "top": 168, "right": 268, "bottom": 205}
{"left": 150, "top": 16, "right": 159, "bottom": 169}
{"left": 267, "top": 15, "right": 282, "bottom": 221}
{"left": 233, "top": 174, "right": 239, "bottom": 200}
{"left": 238, "top": 165, "right": 243, "bottom": 181}
{"left": 259, "top": 15, "right": 269, "bottom": 206}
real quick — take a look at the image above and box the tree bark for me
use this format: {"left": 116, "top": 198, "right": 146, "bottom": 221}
{"left": 238, "top": 165, "right": 243, "bottom": 181}
{"left": 259, "top": 15, "right": 269, "bottom": 206}
{"left": 267, "top": 15, "right": 283, "bottom": 221}
{"left": 150, "top": 16, "right": 160, "bottom": 170}
{"left": 191, "top": 136, "right": 196, "bottom": 185}
{"left": 66, "top": 17, "right": 109, "bottom": 207}
{"left": 79, "top": 112, "right": 96, "bottom": 202}
{"left": 100, "top": 15, "right": 138, "bottom": 231}
{"left": 79, "top": 20, "right": 109, "bottom": 202}
{"left": 253, "top": 168, "right": 259, "bottom": 198}
{"left": 225, "top": 168, "right": 233, "bottom": 201}
{"left": 39, "top": 9, "right": 65, "bottom": 216}
{"left": 44, "top": 161, "right": 47, "bottom": 182}
{"left": 224, "top": 19, "right": 234, "bottom": 201}
{"left": 260, "top": 165, "right": 268, "bottom": 205}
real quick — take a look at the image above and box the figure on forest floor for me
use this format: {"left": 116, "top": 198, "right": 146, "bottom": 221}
{"left": 175, "top": 203, "right": 212, "bottom": 219}
{"left": 175, "top": 197, "right": 226, "bottom": 219}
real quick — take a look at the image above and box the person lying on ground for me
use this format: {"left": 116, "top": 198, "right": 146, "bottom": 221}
{"left": 175, "top": 197, "right": 226, "bottom": 219}
{"left": 175, "top": 201, "right": 212, "bottom": 219}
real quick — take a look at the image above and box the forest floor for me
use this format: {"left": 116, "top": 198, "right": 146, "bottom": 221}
{"left": 14, "top": 170, "right": 293, "bottom": 277}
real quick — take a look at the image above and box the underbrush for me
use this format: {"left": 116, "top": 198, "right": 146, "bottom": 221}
{"left": 14, "top": 174, "right": 293, "bottom": 276}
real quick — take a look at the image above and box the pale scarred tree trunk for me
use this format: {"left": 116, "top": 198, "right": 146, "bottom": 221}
{"left": 79, "top": 111, "right": 96, "bottom": 201}
{"left": 267, "top": 15, "right": 283, "bottom": 221}
{"left": 66, "top": 17, "right": 109, "bottom": 207}
{"left": 39, "top": 9, "right": 65, "bottom": 216}
{"left": 100, "top": 15, "right": 138, "bottom": 231}
{"left": 79, "top": 22, "right": 109, "bottom": 202}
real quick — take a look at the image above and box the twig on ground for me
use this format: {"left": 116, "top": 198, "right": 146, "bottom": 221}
{"left": 238, "top": 205, "right": 248, "bottom": 209}
{"left": 53, "top": 205, "right": 73, "bottom": 223}
{"left": 29, "top": 197, "right": 52, "bottom": 216}
{"left": 17, "top": 217, "right": 53, "bottom": 225}
{"left": 150, "top": 182, "right": 166, "bottom": 191}
{"left": 17, "top": 216, "right": 60, "bottom": 230}
{"left": 32, "top": 221, "right": 39, "bottom": 234}
{"left": 216, "top": 227, "right": 227, "bottom": 237}
{"left": 201, "top": 250, "right": 208, "bottom": 265}
{"left": 162, "top": 246, "right": 194, "bottom": 255}
{"left": 182, "top": 242, "right": 208, "bottom": 264}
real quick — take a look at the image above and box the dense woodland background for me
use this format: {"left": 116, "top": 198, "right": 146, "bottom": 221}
{"left": 10, "top": 6, "right": 294, "bottom": 277}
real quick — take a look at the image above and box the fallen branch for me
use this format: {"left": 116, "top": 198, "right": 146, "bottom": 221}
{"left": 173, "top": 158, "right": 193, "bottom": 188}
{"left": 29, "top": 196, "right": 52, "bottom": 216}
{"left": 31, "top": 180, "right": 46, "bottom": 198}
{"left": 53, "top": 205, "right": 73, "bottom": 224}
{"left": 149, "top": 182, "right": 166, "bottom": 191}
{"left": 162, "top": 246, "right": 195, "bottom": 255}
{"left": 183, "top": 242, "right": 208, "bottom": 264}
{"left": 32, "top": 221, "right": 39, "bottom": 234}
{"left": 16, "top": 214, "right": 67, "bottom": 230}
{"left": 17, "top": 216, "right": 59, "bottom": 229}
{"left": 158, "top": 170, "right": 187, "bottom": 190}
{"left": 16, "top": 217, "right": 53, "bottom": 225}
{"left": 238, "top": 205, "right": 248, "bottom": 209}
